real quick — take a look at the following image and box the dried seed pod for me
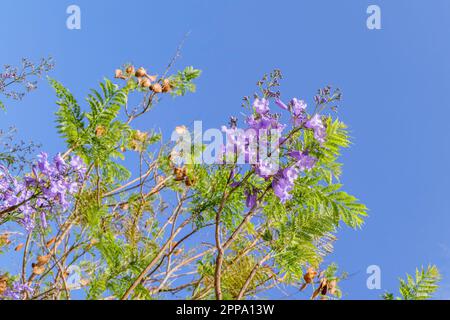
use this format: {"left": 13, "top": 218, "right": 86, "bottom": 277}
{"left": 135, "top": 67, "right": 147, "bottom": 78}
{"left": 185, "top": 176, "right": 196, "bottom": 187}
{"left": 37, "top": 255, "right": 51, "bottom": 266}
{"left": 126, "top": 65, "right": 135, "bottom": 75}
{"left": 140, "top": 78, "right": 151, "bottom": 88}
{"left": 32, "top": 265, "right": 46, "bottom": 275}
{"left": 151, "top": 83, "right": 162, "bottom": 93}
{"left": 304, "top": 267, "right": 317, "bottom": 284}
{"left": 15, "top": 243, "right": 24, "bottom": 251}
{"left": 0, "top": 275, "right": 7, "bottom": 295}
{"left": 115, "top": 69, "right": 124, "bottom": 79}
{"left": 311, "top": 287, "right": 321, "bottom": 300}
{"left": 321, "top": 283, "right": 328, "bottom": 296}
{"left": 174, "top": 167, "right": 187, "bottom": 181}
{"left": 95, "top": 125, "right": 106, "bottom": 137}
{"left": 46, "top": 237, "right": 56, "bottom": 248}
{"left": 162, "top": 79, "right": 172, "bottom": 93}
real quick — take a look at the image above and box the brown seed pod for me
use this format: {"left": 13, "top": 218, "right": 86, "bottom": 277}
{"left": 114, "top": 69, "right": 124, "bottom": 79}
{"left": 151, "top": 83, "right": 163, "bottom": 93}
{"left": 162, "top": 79, "right": 172, "bottom": 93}
{"left": 140, "top": 78, "right": 151, "bottom": 88}
{"left": 126, "top": 65, "right": 135, "bottom": 75}
{"left": 46, "top": 237, "right": 56, "bottom": 248}
{"left": 15, "top": 243, "right": 24, "bottom": 251}
{"left": 0, "top": 275, "right": 7, "bottom": 295}
{"left": 185, "top": 176, "right": 196, "bottom": 187}
{"left": 135, "top": 67, "right": 147, "bottom": 78}
{"left": 303, "top": 267, "right": 317, "bottom": 284}
{"left": 311, "top": 287, "right": 321, "bottom": 300}
{"left": 32, "top": 265, "right": 46, "bottom": 275}
{"left": 174, "top": 167, "right": 187, "bottom": 181}
{"left": 37, "top": 255, "right": 51, "bottom": 266}
{"left": 95, "top": 125, "right": 106, "bottom": 137}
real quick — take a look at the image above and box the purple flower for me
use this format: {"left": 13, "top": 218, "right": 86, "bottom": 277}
{"left": 3, "top": 282, "right": 34, "bottom": 300}
{"left": 291, "top": 98, "right": 307, "bottom": 116}
{"left": 253, "top": 98, "right": 269, "bottom": 115}
{"left": 70, "top": 155, "right": 87, "bottom": 177}
{"left": 288, "top": 151, "right": 317, "bottom": 171}
{"left": 53, "top": 153, "right": 66, "bottom": 173}
{"left": 305, "top": 114, "right": 326, "bottom": 144}
{"left": 245, "top": 189, "right": 258, "bottom": 208}
{"left": 37, "top": 152, "right": 52, "bottom": 175}
{"left": 275, "top": 98, "right": 289, "bottom": 111}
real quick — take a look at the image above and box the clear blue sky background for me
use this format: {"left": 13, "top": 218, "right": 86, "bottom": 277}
{"left": 1, "top": 0, "right": 450, "bottom": 299}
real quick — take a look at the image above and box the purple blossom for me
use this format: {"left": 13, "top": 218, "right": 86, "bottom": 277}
{"left": 288, "top": 151, "right": 317, "bottom": 171}
{"left": 3, "top": 282, "right": 34, "bottom": 300}
{"left": 53, "top": 153, "right": 66, "bottom": 173}
{"left": 291, "top": 98, "right": 307, "bottom": 116}
{"left": 275, "top": 98, "right": 289, "bottom": 111}
{"left": 253, "top": 98, "right": 269, "bottom": 115}
{"left": 305, "top": 114, "right": 326, "bottom": 144}
{"left": 1, "top": 153, "right": 86, "bottom": 233}
{"left": 245, "top": 189, "right": 258, "bottom": 208}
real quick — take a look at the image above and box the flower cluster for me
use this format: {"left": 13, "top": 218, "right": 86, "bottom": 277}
{"left": 221, "top": 92, "right": 329, "bottom": 204}
{"left": 2, "top": 281, "right": 33, "bottom": 300}
{"left": 0, "top": 152, "right": 86, "bottom": 233}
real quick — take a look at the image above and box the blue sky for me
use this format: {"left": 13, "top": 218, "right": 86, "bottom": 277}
{"left": 1, "top": 0, "right": 450, "bottom": 299}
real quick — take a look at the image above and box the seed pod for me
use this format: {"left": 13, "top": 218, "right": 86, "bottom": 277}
{"left": 0, "top": 275, "right": 7, "bottom": 295}
{"left": 321, "top": 283, "right": 328, "bottom": 296}
{"left": 115, "top": 69, "right": 124, "bottom": 79}
{"left": 311, "top": 287, "right": 321, "bottom": 300}
{"left": 303, "top": 267, "right": 317, "bottom": 284}
{"left": 126, "top": 65, "right": 135, "bottom": 75}
{"left": 37, "top": 255, "right": 51, "bottom": 266}
{"left": 185, "top": 176, "right": 196, "bottom": 187}
{"left": 32, "top": 265, "right": 46, "bottom": 275}
{"left": 151, "top": 83, "right": 163, "bottom": 93}
{"left": 135, "top": 67, "right": 147, "bottom": 78}
{"left": 162, "top": 79, "right": 172, "bottom": 93}
{"left": 15, "top": 243, "right": 24, "bottom": 251}
{"left": 46, "top": 237, "right": 56, "bottom": 248}
{"left": 95, "top": 125, "right": 106, "bottom": 137}
{"left": 140, "top": 78, "right": 151, "bottom": 88}
{"left": 174, "top": 167, "right": 186, "bottom": 181}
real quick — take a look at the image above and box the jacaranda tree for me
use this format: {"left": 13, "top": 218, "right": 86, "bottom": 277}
{"left": 0, "top": 57, "right": 440, "bottom": 300}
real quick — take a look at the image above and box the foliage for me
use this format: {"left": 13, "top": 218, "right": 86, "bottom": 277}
{"left": 0, "top": 56, "right": 439, "bottom": 301}
{"left": 383, "top": 265, "right": 440, "bottom": 300}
